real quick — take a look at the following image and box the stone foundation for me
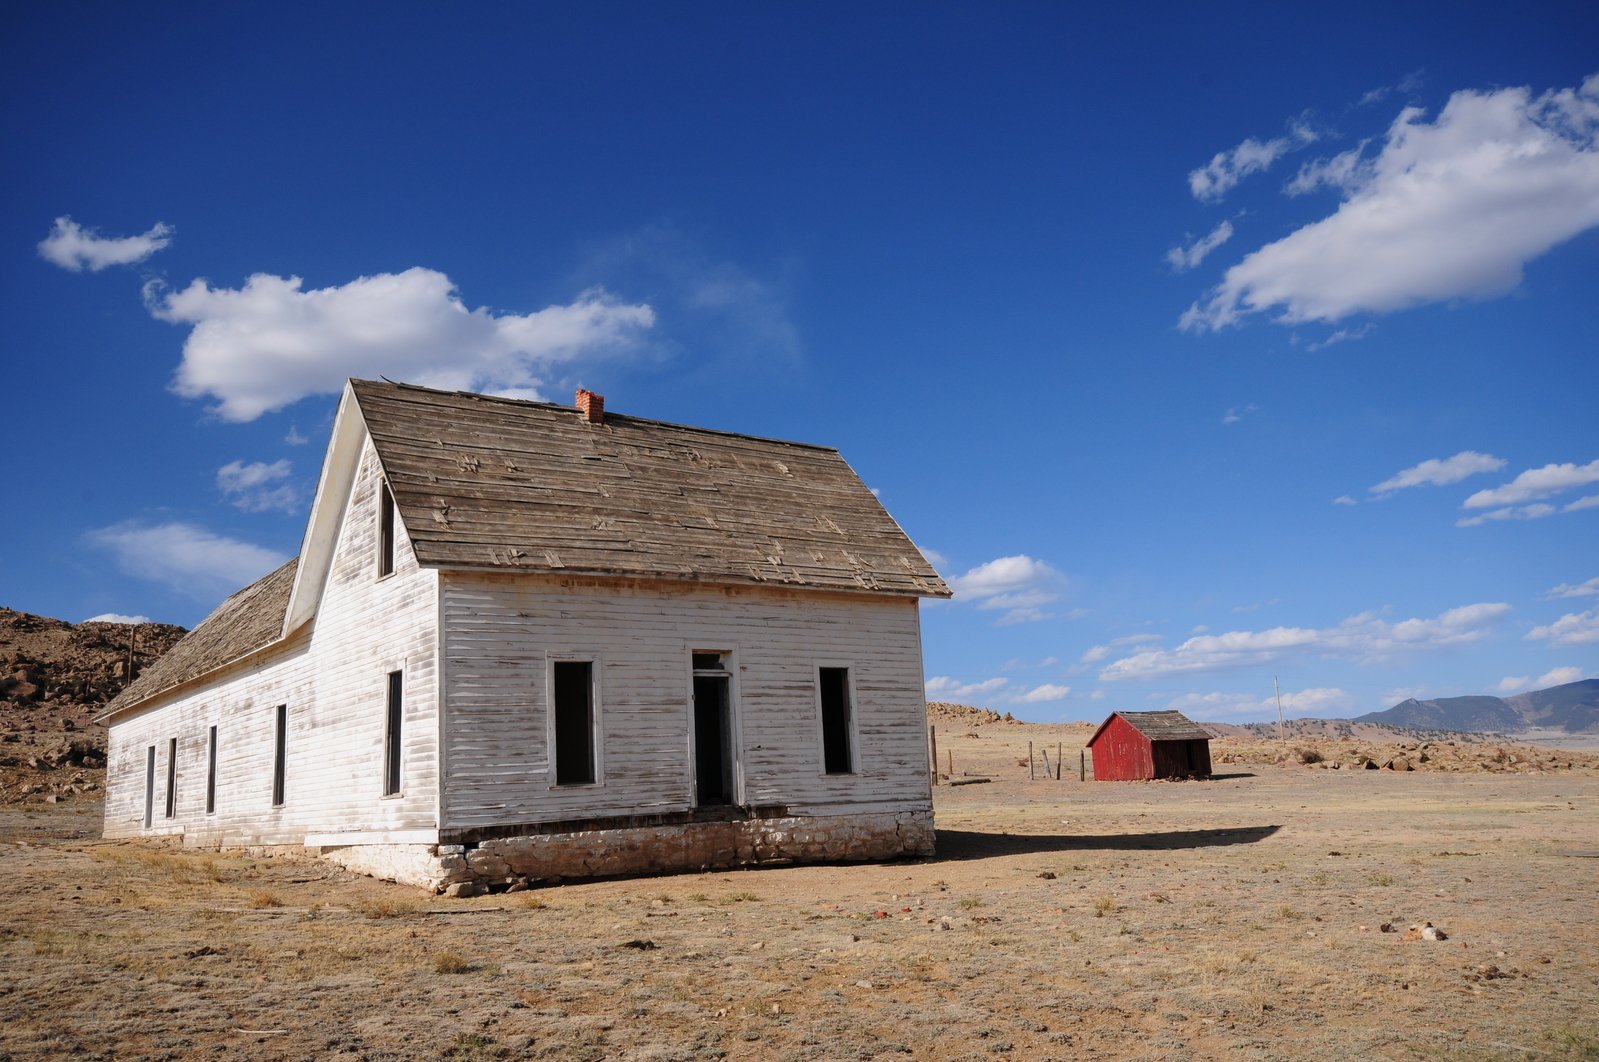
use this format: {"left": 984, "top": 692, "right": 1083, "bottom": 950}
{"left": 318, "top": 809, "right": 935, "bottom": 893}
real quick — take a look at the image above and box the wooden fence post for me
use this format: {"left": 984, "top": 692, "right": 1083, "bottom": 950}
{"left": 928, "top": 725, "right": 939, "bottom": 786}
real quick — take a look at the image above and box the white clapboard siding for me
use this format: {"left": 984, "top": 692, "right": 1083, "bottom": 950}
{"left": 105, "top": 438, "right": 441, "bottom": 845}
{"left": 440, "top": 571, "right": 933, "bottom": 829}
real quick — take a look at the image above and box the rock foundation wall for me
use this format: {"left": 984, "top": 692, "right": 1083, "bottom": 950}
{"left": 318, "top": 809, "right": 934, "bottom": 892}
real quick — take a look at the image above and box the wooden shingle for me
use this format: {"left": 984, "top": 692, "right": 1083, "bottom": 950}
{"left": 351, "top": 380, "right": 949, "bottom": 598}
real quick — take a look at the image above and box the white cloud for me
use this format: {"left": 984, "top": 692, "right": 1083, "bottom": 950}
{"left": 284, "top": 425, "right": 310, "bottom": 446}
{"left": 1564, "top": 494, "right": 1599, "bottom": 513}
{"left": 1182, "top": 74, "right": 1599, "bottom": 331}
{"left": 947, "top": 554, "right": 1065, "bottom": 625}
{"left": 1372, "top": 451, "right": 1506, "bottom": 495}
{"left": 1537, "top": 666, "right": 1586, "bottom": 688}
{"left": 1546, "top": 577, "right": 1599, "bottom": 599}
{"left": 1188, "top": 123, "right": 1318, "bottom": 202}
{"left": 1333, "top": 495, "right": 1358, "bottom": 507}
{"left": 1166, "top": 221, "right": 1234, "bottom": 271}
{"left": 1285, "top": 143, "right": 1369, "bottom": 196}
{"left": 1080, "top": 633, "right": 1159, "bottom": 663}
{"left": 924, "top": 676, "right": 1008, "bottom": 702}
{"left": 217, "top": 459, "right": 298, "bottom": 513}
{"left": 1464, "top": 460, "right": 1599, "bottom": 509}
{"left": 1456, "top": 503, "right": 1557, "bottom": 528}
{"left": 1101, "top": 602, "right": 1510, "bottom": 681}
{"left": 87, "top": 521, "right": 289, "bottom": 597}
{"left": 147, "top": 268, "right": 655, "bottom": 422}
{"left": 1496, "top": 675, "right": 1531, "bottom": 694}
{"left": 1019, "top": 684, "right": 1071, "bottom": 703}
{"left": 1222, "top": 402, "right": 1258, "bottom": 425}
{"left": 1526, "top": 609, "right": 1599, "bottom": 647}
{"left": 1306, "top": 323, "right": 1373, "bottom": 351}
{"left": 83, "top": 613, "right": 153, "bottom": 625}
{"left": 1165, "top": 686, "right": 1356, "bottom": 723}
{"left": 1088, "top": 689, "right": 1106, "bottom": 701}
{"left": 37, "top": 216, "right": 172, "bottom": 272}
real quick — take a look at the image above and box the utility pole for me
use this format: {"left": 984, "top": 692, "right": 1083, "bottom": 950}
{"left": 1274, "top": 675, "right": 1285, "bottom": 742}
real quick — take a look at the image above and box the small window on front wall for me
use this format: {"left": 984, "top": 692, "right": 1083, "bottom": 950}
{"left": 271, "top": 704, "right": 287, "bottom": 807}
{"left": 552, "top": 661, "right": 596, "bottom": 786}
{"left": 164, "top": 737, "right": 178, "bottom": 818}
{"left": 819, "top": 667, "right": 855, "bottom": 775}
{"left": 143, "top": 745, "right": 156, "bottom": 828}
{"left": 378, "top": 480, "right": 396, "bottom": 578}
{"left": 383, "top": 670, "right": 403, "bottom": 796}
{"left": 205, "top": 725, "right": 218, "bottom": 815}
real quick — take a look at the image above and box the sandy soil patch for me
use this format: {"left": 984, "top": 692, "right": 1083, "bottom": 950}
{"left": 2, "top": 729, "right": 1597, "bottom": 1060}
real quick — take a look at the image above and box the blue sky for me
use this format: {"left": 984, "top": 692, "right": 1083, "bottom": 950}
{"left": 3, "top": 3, "right": 1596, "bottom": 723}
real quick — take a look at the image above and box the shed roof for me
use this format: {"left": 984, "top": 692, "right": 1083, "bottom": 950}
{"left": 350, "top": 380, "right": 949, "bottom": 598}
{"left": 100, "top": 558, "right": 297, "bottom": 719}
{"left": 1086, "top": 710, "right": 1213, "bottom": 747}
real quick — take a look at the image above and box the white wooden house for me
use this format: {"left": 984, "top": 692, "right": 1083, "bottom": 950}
{"left": 101, "top": 380, "right": 949, "bottom": 891}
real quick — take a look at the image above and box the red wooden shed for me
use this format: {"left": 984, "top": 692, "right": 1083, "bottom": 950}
{"left": 1086, "top": 711, "right": 1213, "bottom": 781}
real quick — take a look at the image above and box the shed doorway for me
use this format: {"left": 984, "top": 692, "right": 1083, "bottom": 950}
{"left": 692, "top": 652, "right": 735, "bottom": 807}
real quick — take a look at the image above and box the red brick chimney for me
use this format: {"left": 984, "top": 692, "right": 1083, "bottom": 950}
{"left": 575, "top": 388, "right": 604, "bottom": 425}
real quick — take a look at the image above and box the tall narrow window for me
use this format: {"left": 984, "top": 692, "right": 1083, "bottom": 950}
{"left": 164, "top": 737, "right": 178, "bottom": 818}
{"left": 377, "top": 481, "right": 396, "bottom": 577}
{"left": 143, "top": 745, "right": 156, "bottom": 828}
{"left": 552, "top": 661, "right": 595, "bottom": 786}
{"left": 271, "top": 704, "right": 287, "bottom": 807}
{"left": 205, "top": 725, "right": 218, "bottom": 815}
{"left": 383, "top": 670, "right": 403, "bottom": 796}
{"left": 819, "top": 667, "right": 854, "bottom": 775}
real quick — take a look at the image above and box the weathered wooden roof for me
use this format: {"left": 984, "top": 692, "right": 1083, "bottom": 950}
{"left": 1086, "top": 710, "right": 1213, "bottom": 746}
{"left": 100, "top": 559, "right": 297, "bottom": 719}
{"left": 351, "top": 380, "right": 949, "bottom": 597}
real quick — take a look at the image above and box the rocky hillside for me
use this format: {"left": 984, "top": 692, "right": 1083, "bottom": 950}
{"left": 1, "top": 607, "right": 186, "bottom": 803}
{"left": 1355, "top": 679, "right": 1599, "bottom": 734}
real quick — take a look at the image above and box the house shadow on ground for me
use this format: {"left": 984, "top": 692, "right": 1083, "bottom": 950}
{"left": 931, "top": 824, "right": 1281, "bottom": 862}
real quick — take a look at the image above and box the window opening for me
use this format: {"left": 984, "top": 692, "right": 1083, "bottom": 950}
{"left": 819, "top": 667, "right": 854, "bottom": 774}
{"left": 692, "top": 652, "right": 734, "bottom": 806}
{"left": 378, "top": 480, "right": 396, "bottom": 577}
{"left": 271, "top": 704, "right": 287, "bottom": 807}
{"left": 143, "top": 745, "right": 156, "bottom": 829}
{"left": 383, "top": 670, "right": 403, "bottom": 796}
{"left": 552, "top": 661, "right": 595, "bottom": 785}
{"left": 164, "top": 737, "right": 178, "bottom": 818}
{"left": 205, "top": 725, "right": 217, "bottom": 815}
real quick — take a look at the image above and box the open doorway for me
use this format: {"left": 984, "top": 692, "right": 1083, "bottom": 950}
{"left": 691, "top": 651, "right": 735, "bottom": 806}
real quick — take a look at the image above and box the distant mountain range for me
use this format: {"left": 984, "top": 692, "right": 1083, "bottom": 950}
{"left": 1354, "top": 679, "right": 1599, "bottom": 734}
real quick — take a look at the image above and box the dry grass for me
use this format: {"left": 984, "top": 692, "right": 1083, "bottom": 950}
{"left": 1, "top": 748, "right": 1596, "bottom": 1060}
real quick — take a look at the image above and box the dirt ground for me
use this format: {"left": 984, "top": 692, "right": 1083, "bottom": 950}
{"left": 3, "top": 721, "right": 1597, "bottom": 1061}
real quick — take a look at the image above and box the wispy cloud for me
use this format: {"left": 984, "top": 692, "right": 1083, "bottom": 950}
{"left": 1080, "top": 633, "right": 1160, "bottom": 664}
{"left": 1526, "top": 609, "right": 1599, "bottom": 647}
{"left": 1222, "top": 402, "right": 1258, "bottom": 425}
{"left": 87, "top": 521, "right": 288, "bottom": 598}
{"left": 1182, "top": 74, "right": 1599, "bottom": 331}
{"left": 1546, "top": 577, "right": 1599, "bottom": 600}
{"left": 1462, "top": 460, "right": 1599, "bottom": 509}
{"left": 1166, "top": 221, "right": 1234, "bottom": 271}
{"left": 217, "top": 459, "right": 298, "bottom": 513}
{"left": 1165, "top": 686, "right": 1357, "bottom": 723}
{"left": 1456, "top": 503, "right": 1557, "bottom": 528}
{"left": 38, "top": 216, "right": 172, "bottom": 272}
{"left": 1333, "top": 495, "right": 1358, "bottom": 507}
{"left": 1371, "top": 451, "right": 1506, "bottom": 496}
{"left": 148, "top": 268, "right": 654, "bottom": 422}
{"left": 1306, "top": 323, "right": 1373, "bottom": 351}
{"left": 1187, "top": 121, "right": 1319, "bottom": 202}
{"left": 924, "top": 675, "right": 1072, "bottom": 707}
{"left": 1497, "top": 666, "right": 1587, "bottom": 693}
{"left": 83, "top": 613, "right": 153, "bottom": 625}
{"left": 946, "top": 555, "right": 1066, "bottom": 626}
{"left": 924, "top": 676, "right": 1008, "bottom": 702}
{"left": 571, "top": 224, "right": 802, "bottom": 371}
{"left": 1100, "top": 603, "right": 1510, "bottom": 681}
